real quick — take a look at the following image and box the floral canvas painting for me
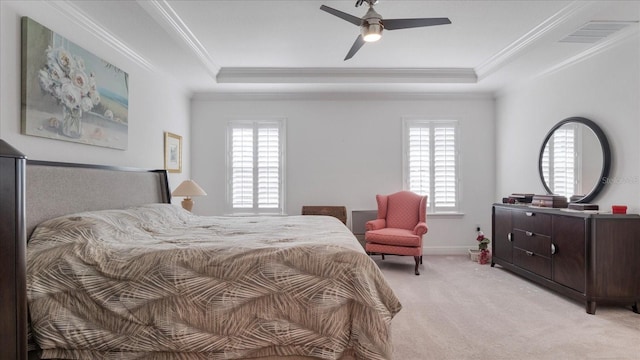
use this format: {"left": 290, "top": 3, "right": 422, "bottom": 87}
{"left": 21, "top": 17, "right": 128, "bottom": 149}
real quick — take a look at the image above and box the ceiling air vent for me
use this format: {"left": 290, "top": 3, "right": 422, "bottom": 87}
{"left": 559, "top": 21, "right": 635, "bottom": 44}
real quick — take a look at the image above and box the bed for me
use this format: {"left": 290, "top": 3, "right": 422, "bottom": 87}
{"left": 0, "top": 151, "right": 401, "bottom": 360}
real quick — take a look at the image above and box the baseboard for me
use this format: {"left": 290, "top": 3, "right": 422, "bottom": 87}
{"left": 359, "top": 242, "right": 472, "bottom": 256}
{"left": 423, "top": 246, "right": 472, "bottom": 256}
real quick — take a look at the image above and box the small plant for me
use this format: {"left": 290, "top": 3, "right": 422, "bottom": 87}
{"left": 476, "top": 231, "right": 490, "bottom": 250}
{"left": 476, "top": 230, "right": 492, "bottom": 265}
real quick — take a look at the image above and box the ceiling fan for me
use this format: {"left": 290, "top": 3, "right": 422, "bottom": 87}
{"left": 320, "top": 0, "right": 452, "bottom": 60}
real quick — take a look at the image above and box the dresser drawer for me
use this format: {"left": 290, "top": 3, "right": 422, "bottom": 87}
{"left": 513, "top": 210, "right": 551, "bottom": 236}
{"left": 513, "top": 247, "right": 551, "bottom": 279}
{"left": 512, "top": 230, "right": 551, "bottom": 257}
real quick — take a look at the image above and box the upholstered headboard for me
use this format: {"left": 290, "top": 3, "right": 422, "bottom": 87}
{"left": 0, "top": 144, "right": 172, "bottom": 360}
{"left": 25, "top": 160, "right": 171, "bottom": 236}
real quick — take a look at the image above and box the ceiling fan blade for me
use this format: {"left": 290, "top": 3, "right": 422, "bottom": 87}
{"left": 320, "top": 5, "right": 362, "bottom": 26}
{"left": 383, "top": 17, "right": 451, "bottom": 30}
{"left": 344, "top": 35, "right": 366, "bottom": 61}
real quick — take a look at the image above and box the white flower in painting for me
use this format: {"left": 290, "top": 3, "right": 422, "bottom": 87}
{"left": 48, "top": 63, "right": 64, "bottom": 82}
{"left": 104, "top": 109, "right": 113, "bottom": 120}
{"left": 90, "top": 91, "right": 100, "bottom": 106}
{"left": 60, "top": 82, "right": 81, "bottom": 109}
{"left": 39, "top": 46, "right": 100, "bottom": 115}
{"left": 69, "top": 70, "right": 89, "bottom": 93}
{"left": 51, "top": 78, "right": 70, "bottom": 100}
{"left": 80, "top": 97, "right": 93, "bottom": 112}
{"left": 38, "top": 69, "right": 53, "bottom": 90}
{"left": 74, "top": 55, "right": 85, "bottom": 71}
{"left": 55, "top": 48, "right": 75, "bottom": 73}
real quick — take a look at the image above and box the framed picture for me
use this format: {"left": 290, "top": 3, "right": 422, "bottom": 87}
{"left": 164, "top": 132, "right": 182, "bottom": 173}
{"left": 21, "top": 17, "right": 129, "bottom": 149}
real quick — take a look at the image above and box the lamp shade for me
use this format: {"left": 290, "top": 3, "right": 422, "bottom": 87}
{"left": 362, "top": 23, "right": 382, "bottom": 42}
{"left": 172, "top": 180, "right": 207, "bottom": 197}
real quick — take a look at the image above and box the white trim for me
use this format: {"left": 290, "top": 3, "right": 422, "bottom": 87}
{"left": 536, "top": 23, "right": 639, "bottom": 79}
{"left": 216, "top": 67, "right": 477, "bottom": 84}
{"left": 496, "top": 24, "right": 639, "bottom": 98}
{"left": 422, "top": 246, "right": 474, "bottom": 256}
{"left": 137, "top": 0, "right": 221, "bottom": 79}
{"left": 45, "top": 0, "right": 157, "bottom": 73}
{"left": 475, "top": 1, "right": 590, "bottom": 80}
{"left": 192, "top": 91, "right": 494, "bottom": 102}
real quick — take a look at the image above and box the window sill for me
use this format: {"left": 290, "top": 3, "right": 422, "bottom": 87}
{"left": 427, "top": 212, "right": 465, "bottom": 218}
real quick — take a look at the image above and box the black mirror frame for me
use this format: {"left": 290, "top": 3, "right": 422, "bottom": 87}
{"left": 538, "top": 117, "right": 611, "bottom": 204}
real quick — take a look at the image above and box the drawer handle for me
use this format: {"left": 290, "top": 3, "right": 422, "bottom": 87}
{"left": 525, "top": 231, "right": 534, "bottom": 237}
{"left": 525, "top": 212, "right": 534, "bottom": 217}
{"left": 551, "top": 243, "right": 557, "bottom": 255}
{"left": 525, "top": 251, "right": 534, "bottom": 257}
{"left": 508, "top": 233, "right": 513, "bottom": 242}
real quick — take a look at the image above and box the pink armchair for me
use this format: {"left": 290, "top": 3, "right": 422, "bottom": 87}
{"left": 365, "top": 191, "right": 428, "bottom": 275}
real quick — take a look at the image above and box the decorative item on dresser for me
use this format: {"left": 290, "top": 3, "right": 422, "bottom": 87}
{"left": 172, "top": 179, "right": 207, "bottom": 211}
{"left": 492, "top": 204, "right": 640, "bottom": 314}
{"left": 531, "top": 194, "right": 568, "bottom": 208}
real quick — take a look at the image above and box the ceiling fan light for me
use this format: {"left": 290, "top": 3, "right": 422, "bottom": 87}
{"left": 362, "top": 23, "right": 382, "bottom": 42}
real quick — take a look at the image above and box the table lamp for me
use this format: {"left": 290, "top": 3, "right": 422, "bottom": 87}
{"left": 172, "top": 179, "right": 207, "bottom": 211}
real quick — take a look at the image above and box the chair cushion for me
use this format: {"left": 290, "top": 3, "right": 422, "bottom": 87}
{"left": 386, "top": 191, "right": 423, "bottom": 230}
{"left": 365, "top": 243, "right": 422, "bottom": 257}
{"left": 365, "top": 228, "right": 421, "bottom": 247}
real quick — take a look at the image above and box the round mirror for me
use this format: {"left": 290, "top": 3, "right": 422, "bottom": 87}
{"left": 538, "top": 117, "right": 611, "bottom": 203}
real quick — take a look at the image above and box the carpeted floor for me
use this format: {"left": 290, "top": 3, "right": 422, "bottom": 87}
{"left": 374, "top": 255, "right": 640, "bottom": 360}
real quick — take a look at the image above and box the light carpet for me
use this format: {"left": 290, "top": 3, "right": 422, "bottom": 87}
{"left": 374, "top": 255, "right": 640, "bottom": 360}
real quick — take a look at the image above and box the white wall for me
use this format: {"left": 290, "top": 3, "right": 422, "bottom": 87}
{"left": 191, "top": 94, "right": 496, "bottom": 254}
{"left": 496, "top": 34, "right": 640, "bottom": 212}
{"left": 0, "top": 1, "right": 191, "bottom": 192}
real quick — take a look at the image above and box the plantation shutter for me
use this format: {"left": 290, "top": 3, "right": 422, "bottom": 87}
{"left": 405, "top": 120, "right": 458, "bottom": 213}
{"left": 228, "top": 120, "right": 285, "bottom": 214}
{"left": 540, "top": 126, "right": 576, "bottom": 200}
{"left": 231, "top": 127, "right": 253, "bottom": 208}
{"left": 408, "top": 127, "right": 430, "bottom": 198}
{"left": 434, "top": 126, "right": 457, "bottom": 209}
{"left": 552, "top": 127, "right": 575, "bottom": 199}
{"left": 257, "top": 126, "right": 280, "bottom": 208}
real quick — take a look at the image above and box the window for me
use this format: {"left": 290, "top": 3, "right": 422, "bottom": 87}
{"left": 227, "top": 119, "right": 285, "bottom": 214}
{"left": 541, "top": 124, "right": 578, "bottom": 200}
{"left": 403, "top": 119, "right": 459, "bottom": 213}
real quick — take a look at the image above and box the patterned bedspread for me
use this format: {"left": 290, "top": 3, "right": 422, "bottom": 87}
{"left": 27, "top": 204, "right": 401, "bottom": 359}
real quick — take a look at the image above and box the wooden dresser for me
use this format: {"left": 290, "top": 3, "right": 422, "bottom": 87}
{"left": 492, "top": 204, "right": 640, "bottom": 314}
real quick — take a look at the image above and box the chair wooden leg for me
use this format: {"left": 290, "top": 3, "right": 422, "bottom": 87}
{"left": 414, "top": 256, "right": 420, "bottom": 275}
{"left": 420, "top": 256, "right": 423, "bottom": 264}
{"left": 381, "top": 254, "right": 385, "bottom": 260}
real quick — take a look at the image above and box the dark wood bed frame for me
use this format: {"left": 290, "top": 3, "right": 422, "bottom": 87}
{"left": 0, "top": 139, "right": 171, "bottom": 359}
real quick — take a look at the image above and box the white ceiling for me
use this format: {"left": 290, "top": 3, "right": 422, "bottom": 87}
{"left": 61, "top": 0, "right": 639, "bottom": 95}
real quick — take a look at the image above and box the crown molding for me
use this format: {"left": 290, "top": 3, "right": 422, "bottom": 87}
{"left": 137, "top": 0, "right": 220, "bottom": 80}
{"left": 475, "top": 1, "right": 590, "bottom": 80}
{"left": 496, "top": 23, "right": 639, "bottom": 98}
{"left": 536, "top": 22, "right": 639, "bottom": 79}
{"left": 216, "top": 67, "right": 478, "bottom": 84}
{"left": 44, "top": 0, "right": 157, "bottom": 73}
{"left": 191, "top": 91, "right": 494, "bottom": 102}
